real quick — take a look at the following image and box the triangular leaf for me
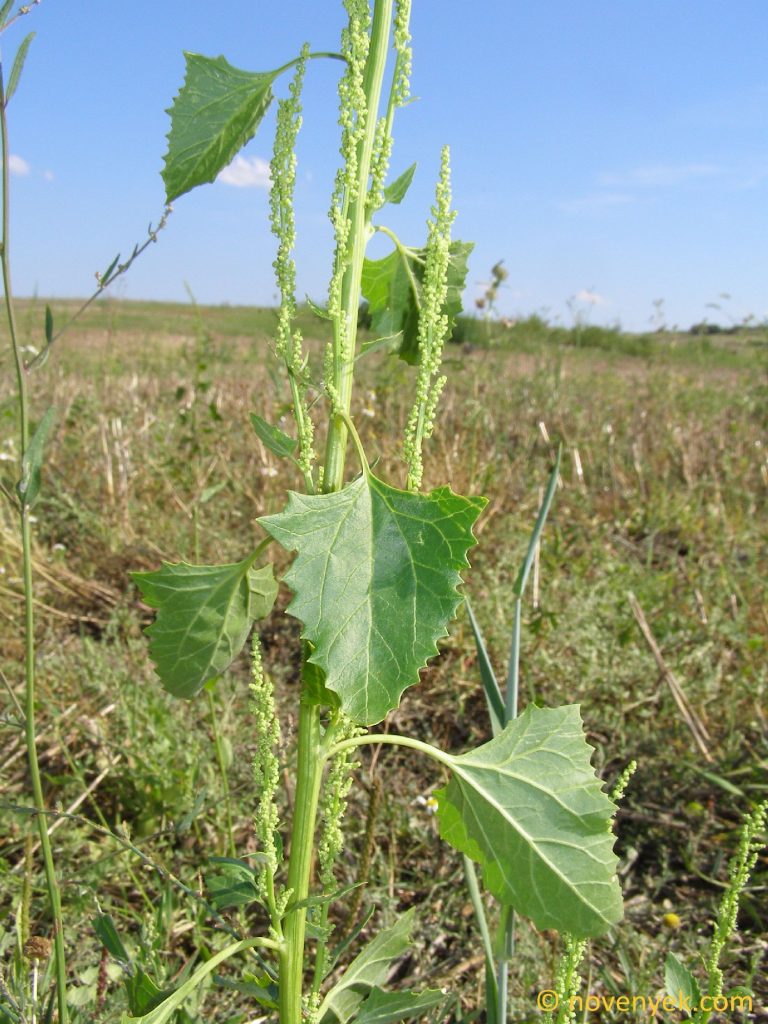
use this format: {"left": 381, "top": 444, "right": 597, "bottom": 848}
{"left": 351, "top": 986, "right": 446, "bottom": 1024}
{"left": 318, "top": 911, "right": 416, "bottom": 1024}
{"left": 5, "top": 31, "right": 34, "bottom": 106}
{"left": 382, "top": 162, "right": 416, "bottom": 205}
{"left": 664, "top": 952, "right": 701, "bottom": 1012}
{"left": 163, "top": 52, "right": 281, "bottom": 202}
{"left": 436, "top": 704, "right": 623, "bottom": 938}
{"left": 361, "top": 240, "right": 473, "bottom": 365}
{"left": 260, "top": 473, "right": 486, "bottom": 725}
{"left": 250, "top": 412, "right": 297, "bottom": 459}
{"left": 16, "top": 406, "right": 55, "bottom": 507}
{"left": 132, "top": 557, "right": 277, "bottom": 698}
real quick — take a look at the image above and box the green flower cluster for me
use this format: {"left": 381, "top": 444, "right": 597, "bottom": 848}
{"left": 404, "top": 145, "right": 455, "bottom": 490}
{"left": 269, "top": 45, "right": 316, "bottom": 483}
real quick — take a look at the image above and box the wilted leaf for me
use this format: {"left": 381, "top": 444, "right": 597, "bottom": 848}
{"left": 361, "top": 240, "right": 473, "bottom": 365}
{"left": 132, "top": 557, "right": 277, "bottom": 698}
{"left": 436, "top": 704, "right": 623, "bottom": 938}
{"left": 261, "top": 473, "right": 485, "bottom": 725}
{"left": 163, "top": 52, "right": 280, "bottom": 202}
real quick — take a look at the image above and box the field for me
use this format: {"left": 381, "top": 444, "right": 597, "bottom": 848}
{"left": 1, "top": 298, "right": 766, "bottom": 1021}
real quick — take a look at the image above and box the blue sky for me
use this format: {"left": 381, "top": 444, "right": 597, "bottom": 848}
{"left": 2, "top": 1, "right": 767, "bottom": 331}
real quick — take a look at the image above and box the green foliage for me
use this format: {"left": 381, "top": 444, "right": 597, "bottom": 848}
{"left": 4, "top": 30, "right": 34, "bottom": 106}
{"left": 162, "top": 52, "right": 283, "bottom": 202}
{"left": 436, "top": 705, "right": 623, "bottom": 938}
{"left": 16, "top": 405, "right": 55, "bottom": 506}
{"left": 132, "top": 557, "right": 277, "bottom": 698}
{"left": 250, "top": 412, "right": 298, "bottom": 459}
{"left": 382, "top": 163, "right": 417, "bottom": 205}
{"left": 317, "top": 911, "right": 420, "bottom": 1023}
{"left": 361, "top": 239, "right": 472, "bottom": 365}
{"left": 349, "top": 987, "right": 446, "bottom": 1023}
{"left": 261, "top": 471, "right": 486, "bottom": 725}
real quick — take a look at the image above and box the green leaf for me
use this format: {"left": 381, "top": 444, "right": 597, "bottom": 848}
{"left": 664, "top": 952, "right": 701, "bottom": 1012}
{"left": 361, "top": 240, "right": 473, "bottom": 365}
{"left": 261, "top": 473, "right": 486, "bottom": 725}
{"left": 163, "top": 52, "right": 281, "bottom": 203}
{"left": 318, "top": 911, "right": 416, "bottom": 1024}
{"left": 16, "top": 406, "right": 55, "bottom": 507}
{"left": 44, "top": 305, "right": 53, "bottom": 346}
{"left": 351, "top": 987, "right": 446, "bottom": 1024}
{"left": 121, "top": 939, "right": 250, "bottom": 1024}
{"left": 383, "top": 163, "right": 416, "bottom": 205}
{"left": 5, "top": 32, "right": 34, "bottom": 106}
{"left": 250, "top": 413, "right": 297, "bottom": 459}
{"left": 124, "top": 969, "right": 171, "bottom": 1017}
{"left": 0, "top": 2, "right": 14, "bottom": 29}
{"left": 132, "top": 557, "right": 277, "bottom": 698}
{"left": 436, "top": 704, "right": 623, "bottom": 938}
{"left": 92, "top": 914, "right": 130, "bottom": 964}
{"left": 100, "top": 253, "right": 121, "bottom": 284}
{"left": 205, "top": 859, "right": 260, "bottom": 910}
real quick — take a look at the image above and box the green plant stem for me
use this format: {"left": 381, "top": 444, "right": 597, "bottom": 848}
{"left": 278, "top": 5, "right": 396, "bottom": 1018}
{"left": 0, "top": 65, "right": 69, "bottom": 1024}
{"left": 279, "top": 700, "right": 326, "bottom": 1024}
{"left": 323, "top": 0, "right": 393, "bottom": 493}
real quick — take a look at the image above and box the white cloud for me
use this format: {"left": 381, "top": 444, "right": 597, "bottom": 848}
{"left": 43, "top": 169, "right": 54, "bottom": 182}
{"left": 9, "top": 154, "right": 30, "bottom": 176}
{"left": 558, "top": 192, "right": 636, "bottom": 214}
{"left": 217, "top": 155, "right": 271, "bottom": 189}
{"left": 598, "top": 163, "right": 721, "bottom": 188}
{"left": 573, "top": 288, "right": 606, "bottom": 306}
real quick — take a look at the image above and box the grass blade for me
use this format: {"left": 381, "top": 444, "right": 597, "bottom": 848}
{"left": 466, "top": 598, "right": 504, "bottom": 736}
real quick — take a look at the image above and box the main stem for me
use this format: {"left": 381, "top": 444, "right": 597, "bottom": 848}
{"left": 278, "top": 701, "right": 325, "bottom": 1024}
{"left": 279, "top": 7, "right": 394, "bottom": 1020}
{"left": 322, "top": 0, "right": 393, "bottom": 494}
{"left": 0, "top": 70, "right": 69, "bottom": 1024}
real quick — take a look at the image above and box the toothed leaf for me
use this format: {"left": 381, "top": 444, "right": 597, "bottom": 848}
{"left": 132, "top": 557, "right": 277, "bottom": 698}
{"left": 163, "top": 52, "right": 281, "bottom": 202}
{"left": 350, "top": 987, "right": 446, "bottom": 1024}
{"left": 361, "top": 240, "right": 473, "bottom": 365}
{"left": 436, "top": 704, "right": 624, "bottom": 938}
{"left": 261, "top": 473, "right": 485, "bottom": 725}
{"left": 318, "top": 911, "right": 416, "bottom": 1024}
